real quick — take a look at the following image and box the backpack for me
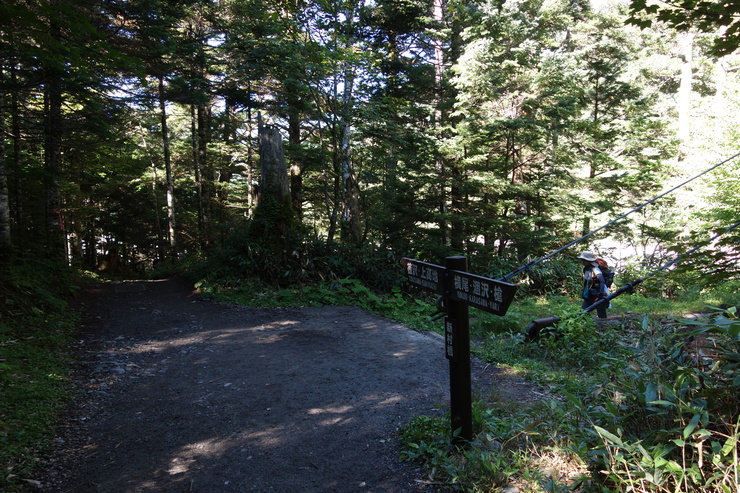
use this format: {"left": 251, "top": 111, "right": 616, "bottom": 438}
{"left": 595, "top": 257, "right": 614, "bottom": 288}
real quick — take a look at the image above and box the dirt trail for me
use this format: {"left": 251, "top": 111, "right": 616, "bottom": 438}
{"left": 39, "top": 278, "right": 536, "bottom": 492}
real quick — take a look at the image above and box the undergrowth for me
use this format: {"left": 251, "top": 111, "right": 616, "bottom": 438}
{"left": 398, "top": 308, "right": 740, "bottom": 492}
{"left": 0, "top": 258, "right": 80, "bottom": 492}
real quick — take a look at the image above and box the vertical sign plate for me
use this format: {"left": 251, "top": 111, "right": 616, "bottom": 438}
{"left": 445, "top": 318, "right": 456, "bottom": 361}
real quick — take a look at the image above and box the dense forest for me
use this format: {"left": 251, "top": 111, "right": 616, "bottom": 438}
{"left": 2, "top": 1, "right": 740, "bottom": 492}
{"left": 1, "top": 0, "right": 738, "bottom": 288}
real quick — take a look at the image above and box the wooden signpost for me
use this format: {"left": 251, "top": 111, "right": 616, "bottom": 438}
{"left": 402, "top": 256, "right": 518, "bottom": 444}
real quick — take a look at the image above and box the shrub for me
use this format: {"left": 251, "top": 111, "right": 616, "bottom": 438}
{"left": 0, "top": 257, "right": 79, "bottom": 492}
{"left": 568, "top": 309, "right": 740, "bottom": 492}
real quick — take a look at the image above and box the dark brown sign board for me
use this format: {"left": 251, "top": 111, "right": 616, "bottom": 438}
{"left": 447, "top": 269, "right": 517, "bottom": 316}
{"left": 401, "top": 256, "right": 519, "bottom": 445}
{"left": 401, "top": 258, "right": 518, "bottom": 316}
{"left": 401, "top": 258, "right": 445, "bottom": 295}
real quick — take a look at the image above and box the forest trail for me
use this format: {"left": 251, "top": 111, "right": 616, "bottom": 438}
{"left": 38, "top": 278, "right": 538, "bottom": 492}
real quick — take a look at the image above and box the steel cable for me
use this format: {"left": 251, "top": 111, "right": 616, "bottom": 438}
{"left": 500, "top": 150, "right": 740, "bottom": 282}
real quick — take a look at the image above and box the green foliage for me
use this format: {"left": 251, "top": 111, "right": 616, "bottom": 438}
{"left": 521, "top": 258, "right": 584, "bottom": 298}
{"left": 628, "top": 0, "right": 740, "bottom": 56}
{"left": 397, "top": 306, "right": 740, "bottom": 492}
{"left": 0, "top": 258, "right": 80, "bottom": 492}
{"left": 559, "top": 309, "right": 740, "bottom": 492}
{"left": 190, "top": 226, "right": 409, "bottom": 293}
{"left": 399, "top": 401, "right": 583, "bottom": 492}
{"left": 672, "top": 160, "right": 740, "bottom": 290}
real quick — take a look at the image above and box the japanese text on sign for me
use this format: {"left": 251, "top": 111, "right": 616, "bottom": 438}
{"left": 402, "top": 259, "right": 445, "bottom": 294}
{"left": 449, "top": 271, "right": 515, "bottom": 316}
{"left": 402, "top": 257, "right": 517, "bottom": 316}
{"left": 445, "top": 319, "right": 455, "bottom": 360}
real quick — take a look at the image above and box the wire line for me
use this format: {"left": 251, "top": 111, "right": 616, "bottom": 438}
{"left": 499, "top": 151, "right": 740, "bottom": 282}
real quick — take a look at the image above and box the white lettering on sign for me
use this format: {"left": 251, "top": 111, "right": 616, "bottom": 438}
{"left": 445, "top": 319, "right": 454, "bottom": 360}
{"left": 454, "top": 275, "right": 471, "bottom": 293}
{"left": 451, "top": 274, "right": 504, "bottom": 313}
{"left": 404, "top": 258, "right": 517, "bottom": 316}
{"left": 493, "top": 285, "right": 503, "bottom": 303}
{"left": 405, "top": 261, "right": 442, "bottom": 292}
{"left": 406, "top": 263, "right": 440, "bottom": 283}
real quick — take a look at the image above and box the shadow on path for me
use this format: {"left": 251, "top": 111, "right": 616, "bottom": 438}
{"left": 48, "top": 278, "right": 451, "bottom": 492}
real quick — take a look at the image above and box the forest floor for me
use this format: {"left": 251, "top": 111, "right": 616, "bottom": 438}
{"left": 33, "top": 277, "right": 543, "bottom": 492}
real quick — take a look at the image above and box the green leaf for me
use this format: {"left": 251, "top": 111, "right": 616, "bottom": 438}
{"left": 664, "top": 460, "right": 683, "bottom": 472}
{"left": 693, "top": 429, "right": 712, "bottom": 439}
{"left": 593, "top": 425, "right": 623, "bottom": 446}
{"left": 721, "top": 436, "right": 737, "bottom": 456}
{"left": 563, "top": 391, "right": 583, "bottom": 410}
{"left": 683, "top": 413, "right": 701, "bottom": 439}
{"left": 636, "top": 443, "right": 650, "bottom": 460}
{"left": 644, "top": 381, "right": 657, "bottom": 403}
{"left": 648, "top": 400, "right": 676, "bottom": 407}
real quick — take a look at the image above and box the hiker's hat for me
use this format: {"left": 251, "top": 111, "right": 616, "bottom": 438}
{"left": 577, "top": 251, "right": 597, "bottom": 262}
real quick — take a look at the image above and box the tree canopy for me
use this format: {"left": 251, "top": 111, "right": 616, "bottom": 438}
{"left": 0, "top": 0, "right": 738, "bottom": 288}
{"left": 628, "top": 0, "right": 740, "bottom": 55}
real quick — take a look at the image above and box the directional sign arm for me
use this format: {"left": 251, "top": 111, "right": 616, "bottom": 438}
{"left": 447, "top": 270, "right": 518, "bottom": 316}
{"left": 401, "top": 258, "right": 446, "bottom": 295}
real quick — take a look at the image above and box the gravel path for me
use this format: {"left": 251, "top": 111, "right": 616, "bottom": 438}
{"left": 40, "top": 278, "right": 455, "bottom": 492}
{"left": 38, "top": 278, "right": 541, "bottom": 492}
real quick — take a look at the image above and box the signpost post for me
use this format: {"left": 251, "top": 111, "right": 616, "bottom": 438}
{"left": 402, "top": 256, "right": 518, "bottom": 445}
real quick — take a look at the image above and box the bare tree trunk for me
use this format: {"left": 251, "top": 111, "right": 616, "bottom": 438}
{"left": 44, "top": 65, "right": 65, "bottom": 258}
{"left": 245, "top": 84, "right": 256, "bottom": 218}
{"left": 339, "top": 1, "right": 362, "bottom": 245}
{"left": 158, "top": 75, "right": 177, "bottom": 257}
{"left": 0, "top": 70, "right": 10, "bottom": 256}
{"left": 139, "top": 127, "right": 165, "bottom": 261}
{"left": 191, "top": 105, "right": 205, "bottom": 244}
{"left": 219, "top": 96, "right": 238, "bottom": 206}
{"left": 255, "top": 119, "right": 292, "bottom": 239}
{"left": 197, "top": 103, "right": 212, "bottom": 247}
{"left": 677, "top": 32, "right": 694, "bottom": 146}
{"left": 10, "top": 64, "right": 22, "bottom": 244}
{"left": 288, "top": 112, "right": 303, "bottom": 220}
{"left": 434, "top": 0, "right": 448, "bottom": 246}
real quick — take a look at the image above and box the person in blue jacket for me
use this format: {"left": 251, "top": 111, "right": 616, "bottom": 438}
{"left": 577, "top": 251, "right": 608, "bottom": 319}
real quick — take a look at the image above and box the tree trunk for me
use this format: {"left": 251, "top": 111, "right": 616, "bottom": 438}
{"left": 339, "top": 2, "right": 362, "bottom": 245}
{"left": 44, "top": 65, "right": 65, "bottom": 258}
{"left": 139, "top": 127, "right": 165, "bottom": 261}
{"left": 434, "top": 0, "right": 447, "bottom": 246}
{"left": 197, "top": 103, "right": 212, "bottom": 248}
{"left": 582, "top": 78, "right": 602, "bottom": 237}
{"left": 10, "top": 65, "right": 22, "bottom": 244}
{"left": 677, "top": 31, "right": 694, "bottom": 146}
{"left": 219, "top": 96, "right": 238, "bottom": 205}
{"left": 255, "top": 120, "right": 292, "bottom": 240}
{"left": 191, "top": 105, "right": 205, "bottom": 245}
{"left": 245, "top": 84, "right": 257, "bottom": 218}
{"left": 288, "top": 111, "right": 303, "bottom": 220}
{"left": 0, "top": 71, "right": 10, "bottom": 256}
{"left": 158, "top": 75, "right": 177, "bottom": 257}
